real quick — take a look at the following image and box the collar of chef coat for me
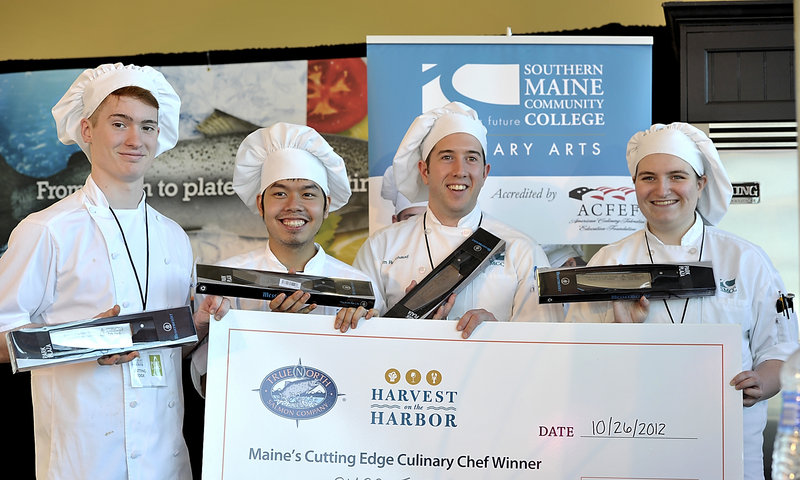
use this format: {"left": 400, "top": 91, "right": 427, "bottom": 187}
{"left": 82, "top": 175, "right": 146, "bottom": 214}
{"left": 644, "top": 214, "right": 704, "bottom": 248}
{"left": 425, "top": 203, "right": 483, "bottom": 230}
{"left": 263, "top": 239, "right": 326, "bottom": 274}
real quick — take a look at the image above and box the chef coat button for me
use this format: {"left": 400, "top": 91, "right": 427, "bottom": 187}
{"left": 424, "top": 228, "right": 431, "bottom": 234}
{"left": 129, "top": 401, "right": 138, "bottom": 408}
{"left": 122, "top": 301, "right": 130, "bottom": 308}
{"left": 461, "top": 229, "right": 471, "bottom": 236}
{"left": 164, "top": 257, "right": 171, "bottom": 265}
{"left": 130, "top": 452, "right": 140, "bottom": 459}
{"left": 168, "top": 400, "right": 176, "bottom": 408}
{"left": 419, "top": 267, "right": 426, "bottom": 274}
{"left": 173, "top": 450, "right": 181, "bottom": 457}
{"left": 649, "top": 249, "right": 654, "bottom": 255}
{"left": 111, "top": 252, "right": 119, "bottom": 259}
{"left": 689, "top": 247, "right": 698, "bottom": 254}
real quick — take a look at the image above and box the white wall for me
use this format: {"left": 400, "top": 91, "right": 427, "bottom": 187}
{"left": 716, "top": 149, "right": 800, "bottom": 297}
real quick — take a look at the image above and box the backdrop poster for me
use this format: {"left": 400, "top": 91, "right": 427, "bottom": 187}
{"left": 366, "top": 36, "right": 652, "bottom": 247}
{"left": 0, "top": 55, "right": 371, "bottom": 478}
{"left": 0, "top": 58, "right": 369, "bottom": 264}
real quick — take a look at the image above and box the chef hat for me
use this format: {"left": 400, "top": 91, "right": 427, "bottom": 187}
{"left": 542, "top": 244, "right": 584, "bottom": 269}
{"left": 233, "top": 122, "right": 351, "bottom": 214}
{"left": 380, "top": 165, "right": 427, "bottom": 215}
{"left": 393, "top": 101, "right": 488, "bottom": 203}
{"left": 626, "top": 122, "right": 732, "bottom": 225}
{"left": 52, "top": 63, "right": 180, "bottom": 160}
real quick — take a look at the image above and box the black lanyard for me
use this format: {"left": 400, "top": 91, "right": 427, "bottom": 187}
{"left": 109, "top": 203, "right": 150, "bottom": 311}
{"left": 644, "top": 225, "right": 705, "bottom": 324}
{"left": 422, "top": 211, "right": 482, "bottom": 270}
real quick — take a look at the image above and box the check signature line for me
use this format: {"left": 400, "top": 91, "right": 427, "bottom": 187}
{"left": 580, "top": 435, "right": 698, "bottom": 440}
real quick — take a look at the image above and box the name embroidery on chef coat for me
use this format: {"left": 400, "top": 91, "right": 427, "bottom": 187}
{"left": 382, "top": 254, "right": 410, "bottom": 265}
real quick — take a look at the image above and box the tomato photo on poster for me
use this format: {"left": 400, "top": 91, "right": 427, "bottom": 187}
{"left": 307, "top": 58, "right": 367, "bottom": 135}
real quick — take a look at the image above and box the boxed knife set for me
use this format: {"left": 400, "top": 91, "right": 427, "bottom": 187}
{"left": 195, "top": 264, "right": 375, "bottom": 309}
{"left": 384, "top": 227, "right": 506, "bottom": 319}
{"left": 6, "top": 306, "right": 197, "bottom": 373}
{"left": 537, "top": 262, "right": 716, "bottom": 304}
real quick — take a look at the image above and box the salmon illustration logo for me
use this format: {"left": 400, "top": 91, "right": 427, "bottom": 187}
{"left": 258, "top": 359, "right": 340, "bottom": 424}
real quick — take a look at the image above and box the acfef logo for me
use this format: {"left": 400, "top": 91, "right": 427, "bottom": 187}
{"left": 569, "top": 186, "right": 635, "bottom": 203}
{"left": 569, "top": 186, "right": 641, "bottom": 218}
{"left": 259, "top": 360, "right": 339, "bottom": 423}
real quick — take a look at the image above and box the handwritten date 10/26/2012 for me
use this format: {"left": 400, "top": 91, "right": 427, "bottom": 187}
{"left": 589, "top": 417, "right": 668, "bottom": 438}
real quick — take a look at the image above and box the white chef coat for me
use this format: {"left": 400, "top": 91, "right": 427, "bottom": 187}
{"left": 0, "top": 176, "right": 194, "bottom": 480}
{"left": 190, "top": 240, "right": 385, "bottom": 393}
{"left": 353, "top": 205, "right": 563, "bottom": 323}
{"left": 567, "top": 215, "right": 799, "bottom": 480}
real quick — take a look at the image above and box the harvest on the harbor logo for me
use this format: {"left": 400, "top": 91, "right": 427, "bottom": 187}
{"left": 258, "top": 359, "right": 340, "bottom": 424}
{"left": 370, "top": 367, "right": 458, "bottom": 428}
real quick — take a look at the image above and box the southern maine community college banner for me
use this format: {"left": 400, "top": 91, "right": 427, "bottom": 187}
{"left": 366, "top": 36, "right": 652, "bottom": 245}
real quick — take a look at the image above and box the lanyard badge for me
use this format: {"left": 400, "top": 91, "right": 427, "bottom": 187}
{"left": 129, "top": 350, "right": 168, "bottom": 388}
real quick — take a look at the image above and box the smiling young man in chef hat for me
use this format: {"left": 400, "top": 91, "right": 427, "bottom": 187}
{"left": 230, "top": 122, "right": 383, "bottom": 318}
{"left": 0, "top": 63, "right": 228, "bottom": 479}
{"left": 190, "top": 123, "right": 384, "bottom": 391}
{"left": 353, "top": 102, "right": 563, "bottom": 338}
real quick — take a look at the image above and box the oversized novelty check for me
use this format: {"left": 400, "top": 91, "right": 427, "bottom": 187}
{"left": 202, "top": 311, "right": 743, "bottom": 479}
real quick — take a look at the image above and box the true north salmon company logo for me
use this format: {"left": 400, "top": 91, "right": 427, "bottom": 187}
{"left": 258, "top": 360, "right": 340, "bottom": 424}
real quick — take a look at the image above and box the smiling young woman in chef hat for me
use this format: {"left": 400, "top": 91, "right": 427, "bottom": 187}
{"left": 568, "top": 122, "right": 798, "bottom": 480}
